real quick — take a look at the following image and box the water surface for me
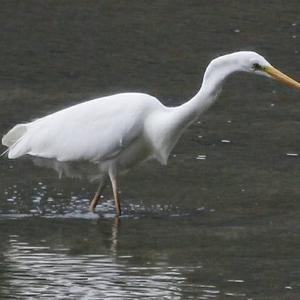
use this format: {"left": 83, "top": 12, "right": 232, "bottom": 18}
{"left": 0, "top": 1, "right": 300, "bottom": 299}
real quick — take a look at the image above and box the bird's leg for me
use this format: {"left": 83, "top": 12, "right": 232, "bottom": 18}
{"left": 109, "top": 168, "right": 121, "bottom": 217}
{"left": 89, "top": 178, "right": 106, "bottom": 212}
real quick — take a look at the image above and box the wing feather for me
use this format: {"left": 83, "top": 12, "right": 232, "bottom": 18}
{"left": 4, "top": 93, "right": 160, "bottom": 162}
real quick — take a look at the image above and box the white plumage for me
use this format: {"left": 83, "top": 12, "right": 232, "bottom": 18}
{"left": 4, "top": 93, "right": 161, "bottom": 162}
{"left": 3, "top": 51, "right": 300, "bottom": 216}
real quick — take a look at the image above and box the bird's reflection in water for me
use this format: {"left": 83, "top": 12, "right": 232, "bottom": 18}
{"left": 110, "top": 217, "right": 120, "bottom": 255}
{"left": 0, "top": 217, "right": 192, "bottom": 299}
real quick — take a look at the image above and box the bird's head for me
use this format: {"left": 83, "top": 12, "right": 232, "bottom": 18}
{"left": 233, "top": 51, "right": 300, "bottom": 90}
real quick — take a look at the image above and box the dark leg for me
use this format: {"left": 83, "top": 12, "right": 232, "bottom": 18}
{"left": 89, "top": 177, "right": 107, "bottom": 212}
{"left": 109, "top": 168, "right": 121, "bottom": 217}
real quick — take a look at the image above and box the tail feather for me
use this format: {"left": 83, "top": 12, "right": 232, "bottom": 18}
{"left": 0, "top": 148, "right": 9, "bottom": 158}
{"left": 2, "top": 124, "right": 29, "bottom": 158}
{"left": 2, "top": 124, "right": 27, "bottom": 147}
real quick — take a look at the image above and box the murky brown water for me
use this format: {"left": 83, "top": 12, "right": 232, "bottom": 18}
{"left": 0, "top": 1, "right": 300, "bottom": 299}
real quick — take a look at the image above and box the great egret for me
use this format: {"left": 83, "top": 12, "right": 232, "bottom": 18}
{"left": 2, "top": 51, "right": 300, "bottom": 216}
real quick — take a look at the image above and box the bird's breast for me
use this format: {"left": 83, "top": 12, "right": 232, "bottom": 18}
{"left": 108, "top": 135, "right": 153, "bottom": 173}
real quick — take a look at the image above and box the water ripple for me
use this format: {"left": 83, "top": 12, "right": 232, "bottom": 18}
{"left": 1, "top": 237, "right": 187, "bottom": 299}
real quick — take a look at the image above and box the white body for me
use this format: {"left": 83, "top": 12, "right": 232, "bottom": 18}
{"left": 2, "top": 51, "right": 272, "bottom": 178}
{"left": 3, "top": 93, "right": 195, "bottom": 175}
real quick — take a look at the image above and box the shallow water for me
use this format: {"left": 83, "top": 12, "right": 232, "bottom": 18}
{"left": 0, "top": 1, "right": 300, "bottom": 299}
{"left": 0, "top": 213, "right": 299, "bottom": 299}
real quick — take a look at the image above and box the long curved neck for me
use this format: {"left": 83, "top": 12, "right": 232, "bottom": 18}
{"left": 151, "top": 54, "right": 242, "bottom": 164}
{"left": 172, "top": 54, "right": 241, "bottom": 128}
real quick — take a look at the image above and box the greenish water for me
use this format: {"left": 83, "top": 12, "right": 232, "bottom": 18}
{"left": 0, "top": 1, "right": 300, "bottom": 299}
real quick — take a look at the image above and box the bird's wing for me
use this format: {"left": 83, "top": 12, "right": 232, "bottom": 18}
{"left": 5, "top": 93, "right": 158, "bottom": 161}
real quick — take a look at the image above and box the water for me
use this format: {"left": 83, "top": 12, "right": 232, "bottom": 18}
{"left": 0, "top": 1, "right": 300, "bottom": 299}
{"left": 0, "top": 215, "right": 299, "bottom": 299}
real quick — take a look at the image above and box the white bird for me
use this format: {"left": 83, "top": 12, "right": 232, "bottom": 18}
{"left": 2, "top": 51, "right": 300, "bottom": 216}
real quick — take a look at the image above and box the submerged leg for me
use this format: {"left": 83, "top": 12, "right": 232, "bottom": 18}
{"left": 89, "top": 177, "right": 107, "bottom": 212}
{"left": 109, "top": 168, "right": 121, "bottom": 217}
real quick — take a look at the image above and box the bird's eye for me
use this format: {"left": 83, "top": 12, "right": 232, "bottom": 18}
{"left": 253, "top": 63, "right": 262, "bottom": 70}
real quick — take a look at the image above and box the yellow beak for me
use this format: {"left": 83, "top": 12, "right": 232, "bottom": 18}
{"left": 264, "top": 66, "right": 300, "bottom": 90}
